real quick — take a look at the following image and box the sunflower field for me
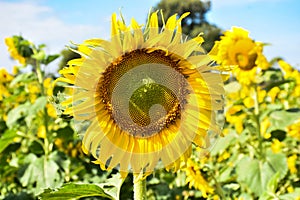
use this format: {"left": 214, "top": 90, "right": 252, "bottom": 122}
{"left": 0, "top": 12, "right": 300, "bottom": 200}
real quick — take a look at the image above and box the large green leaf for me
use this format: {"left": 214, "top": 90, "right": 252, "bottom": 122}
{"left": 269, "top": 110, "right": 300, "bottom": 132}
{"left": 19, "top": 153, "right": 61, "bottom": 195}
{"left": 39, "top": 183, "right": 113, "bottom": 200}
{"left": 0, "top": 128, "right": 18, "bottom": 153}
{"left": 265, "top": 151, "right": 288, "bottom": 180}
{"left": 237, "top": 152, "right": 288, "bottom": 196}
{"left": 237, "top": 157, "right": 273, "bottom": 196}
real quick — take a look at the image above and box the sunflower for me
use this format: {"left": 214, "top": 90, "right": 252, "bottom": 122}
{"left": 5, "top": 37, "right": 26, "bottom": 65}
{"left": 184, "top": 159, "right": 214, "bottom": 198}
{"left": 58, "top": 11, "right": 225, "bottom": 177}
{"left": 210, "top": 27, "right": 269, "bottom": 85}
{"left": 0, "top": 68, "right": 13, "bottom": 101}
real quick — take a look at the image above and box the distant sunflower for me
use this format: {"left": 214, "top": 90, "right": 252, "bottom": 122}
{"left": 58, "top": 11, "right": 225, "bottom": 177}
{"left": 0, "top": 68, "right": 13, "bottom": 101}
{"left": 184, "top": 159, "right": 214, "bottom": 198}
{"left": 210, "top": 27, "right": 269, "bottom": 85}
{"left": 5, "top": 36, "right": 26, "bottom": 65}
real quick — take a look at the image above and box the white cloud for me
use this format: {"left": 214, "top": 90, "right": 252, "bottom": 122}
{"left": 0, "top": 1, "right": 104, "bottom": 72}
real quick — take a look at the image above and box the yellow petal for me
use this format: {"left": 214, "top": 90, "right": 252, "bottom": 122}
{"left": 165, "top": 13, "right": 177, "bottom": 31}
{"left": 111, "top": 13, "right": 118, "bottom": 36}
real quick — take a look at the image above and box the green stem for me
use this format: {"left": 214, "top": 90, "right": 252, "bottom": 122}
{"left": 35, "top": 62, "right": 50, "bottom": 157}
{"left": 253, "top": 85, "right": 264, "bottom": 159}
{"left": 133, "top": 175, "right": 147, "bottom": 200}
{"left": 207, "top": 167, "right": 225, "bottom": 199}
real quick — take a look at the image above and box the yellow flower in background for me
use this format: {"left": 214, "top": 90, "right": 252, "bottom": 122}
{"left": 43, "top": 77, "right": 54, "bottom": 96}
{"left": 226, "top": 104, "right": 246, "bottom": 134}
{"left": 184, "top": 159, "right": 214, "bottom": 198}
{"left": 217, "top": 151, "right": 230, "bottom": 162}
{"left": 226, "top": 105, "right": 243, "bottom": 116}
{"left": 287, "top": 154, "right": 297, "bottom": 174}
{"left": 278, "top": 59, "right": 294, "bottom": 79}
{"left": 12, "top": 66, "right": 19, "bottom": 75}
{"left": 242, "top": 86, "right": 265, "bottom": 108}
{"left": 278, "top": 59, "right": 300, "bottom": 97}
{"left": 210, "top": 27, "right": 269, "bottom": 85}
{"left": 243, "top": 96, "right": 254, "bottom": 108}
{"left": 260, "top": 117, "right": 271, "bottom": 139}
{"left": 271, "top": 139, "right": 283, "bottom": 153}
{"left": 5, "top": 37, "right": 26, "bottom": 65}
{"left": 287, "top": 186, "right": 294, "bottom": 193}
{"left": 0, "top": 68, "right": 13, "bottom": 101}
{"left": 46, "top": 103, "right": 57, "bottom": 118}
{"left": 37, "top": 125, "right": 46, "bottom": 139}
{"left": 57, "top": 11, "right": 226, "bottom": 177}
{"left": 27, "top": 82, "right": 40, "bottom": 103}
{"left": 257, "top": 87, "right": 267, "bottom": 103}
{"left": 287, "top": 120, "right": 300, "bottom": 140}
{"left": 267, "top": 86, "right": 280, "bottom": 103}
{"left": 0, "top": 68, "right": 13, "bottom": 83}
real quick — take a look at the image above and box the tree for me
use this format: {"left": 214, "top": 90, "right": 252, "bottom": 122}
{"left": 153, "top": 0, "right": 221, "bottom": 51}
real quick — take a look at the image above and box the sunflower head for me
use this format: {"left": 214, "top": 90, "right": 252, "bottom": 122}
{"left": 58, "top": 11, "right": 226, "bottom": 177}
{"left": 210, "top": 27, "right": 269, "bottom": 85}
{"left": 5, "top": 36, "right": 33, "bottom": 65}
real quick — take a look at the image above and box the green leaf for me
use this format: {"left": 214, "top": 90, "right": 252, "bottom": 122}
{"left": 0, "top": 129, "right": 18, "bottom": 153}
{"left": 19, "top": 153, "right": 62, "bottom": 195}
{"left": 39, "top": 183, "right": 113, "bottom": 200}
{"left": 99, "top": 173, "right": 125, "bottom": 200}
{"left": 25, "top": 96, "right": 47, "bottom": 125}
{"left": 236, "top": 152, "right": 287, "bottom": 197}
{"left": 237, "top": 157, "right": 273, "bottom": 196}
{"left": 269, "top": 110, "right": 300, "bottom": 132}
{"left": 10, "top": 73, "right": 35, "bottom": 87}
{"left": 210, "top": 131, "right": 236, "bottom": 156}
{"left": 6, "top": 102, "right": 31, "bottom": 128}
{"left": 259, "top": 172, "right": 281, "bottom": 200}
{"left": 265, "top": 151, "right": 288, "bottom": 180}
{"left": 42, "top": 54, "right": 60, "bottom": 65}
{"left": 32, "top": 50, "right": 46, "bottom": 61}
{"left": 38, "top": 44, "right": 46, "bottom": 49}
{"left": 279, "top": 188, "right": 300, "bottom": 200}
{"left": 266, "top": 172, "right": 280, "bottom": 193}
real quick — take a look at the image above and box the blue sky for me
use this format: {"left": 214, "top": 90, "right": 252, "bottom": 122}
{"left": 1, "top": 0, "right": 299, "bottom": 72}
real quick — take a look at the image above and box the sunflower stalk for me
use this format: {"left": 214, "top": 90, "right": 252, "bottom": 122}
{"left": 133, "top": 176, "right": 147, "bottom": 200}
{"left": 35, "top": 61, "right": 50, "bottom": 157}
{"left": 254, "top": 85, "right": 264, "bottom": 159}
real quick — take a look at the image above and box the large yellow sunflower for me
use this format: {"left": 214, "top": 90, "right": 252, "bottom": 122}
{"left": 58, "top": 11, "right": 225, "bottom": 177}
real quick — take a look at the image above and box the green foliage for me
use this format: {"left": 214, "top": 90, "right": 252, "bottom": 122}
{"left": 39, "top": 183, "right": 113, "bottom": 200}
{"left": 0, "top": 36, "right": 110, "bottom": 199}
{"left": 236, "top": 151, "right": 287, "bottom": 196}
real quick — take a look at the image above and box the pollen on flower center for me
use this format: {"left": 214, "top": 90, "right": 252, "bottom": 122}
{"left": 96, "top": 48, "right": 189, "bottom": 137}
